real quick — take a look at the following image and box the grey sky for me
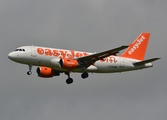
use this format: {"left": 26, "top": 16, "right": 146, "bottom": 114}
{"left": 0, "top": 0, "right": 167, "bottom": 120}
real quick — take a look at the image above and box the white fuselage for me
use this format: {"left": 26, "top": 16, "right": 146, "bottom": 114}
{"left": 8, "top": 46, "right": 153, "bottom": 73}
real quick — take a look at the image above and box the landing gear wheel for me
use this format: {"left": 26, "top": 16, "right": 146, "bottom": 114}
{"left": 27, "top": 65, "right": 32, "bottom": 75}
{"left": 65, "top": 72, "right": 74, "bottom": 84}
{"left": 27, "top": 71, "right": 32, "bottom": 75}
{"left": 81, "top": 72, "right": 89, "bottom": 79}
{"left": 66, "top": 78, "right": 73, "bottom": 84}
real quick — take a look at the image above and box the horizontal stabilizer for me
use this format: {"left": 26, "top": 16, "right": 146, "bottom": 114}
{"left": 133, "top": 58, "right": 160, "bottom": 66}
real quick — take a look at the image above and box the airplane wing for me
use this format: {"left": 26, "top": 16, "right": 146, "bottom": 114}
{"left": 133, "top": 58, "right": 160, "bottom": 66}
{"left": 77, "top": 45, "right": 128, "bottom": 67}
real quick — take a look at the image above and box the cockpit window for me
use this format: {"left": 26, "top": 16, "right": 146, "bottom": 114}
{"left": 15, "top": 49, "right": 25, "bottom": 51}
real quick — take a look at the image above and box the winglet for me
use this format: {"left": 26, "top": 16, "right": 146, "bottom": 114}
{"left": 121, "top": 32, "right": 150, "bottom": 60}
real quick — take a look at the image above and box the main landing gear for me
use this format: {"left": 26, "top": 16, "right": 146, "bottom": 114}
{"left": 65, "top": 72, "right": 73, "bottom": 84}
{"left": 27, "top": 65, "right": 32, "bottom": 75}
{"left": 81, "top": 72, "right": 89, "bottom": 79}
{"left": 65, "top": 72, "right": 89, "bottom": 84}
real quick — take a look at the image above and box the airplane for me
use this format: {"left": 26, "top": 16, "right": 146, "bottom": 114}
{"left": 8, "top": 32, "right": 160, "bottom": 84}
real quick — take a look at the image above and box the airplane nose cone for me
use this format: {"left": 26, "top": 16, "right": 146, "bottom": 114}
{"left": 8, "top": 52, "right": 17, "bottom": 60}
{"left": 8, "top": 52, "right": 12, "bottom": 59}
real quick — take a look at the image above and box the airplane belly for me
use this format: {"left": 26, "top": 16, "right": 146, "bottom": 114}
{"left": 94, "top": 59, "right": 122, "bottom": 73}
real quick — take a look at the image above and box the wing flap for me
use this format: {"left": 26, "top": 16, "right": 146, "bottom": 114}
{"left": 133, "top": 58, "right": 160, "bottom": 66}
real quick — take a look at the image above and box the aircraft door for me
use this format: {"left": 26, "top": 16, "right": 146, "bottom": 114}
{"left": 31, "top": 46, "right": 36, "bottom": 57}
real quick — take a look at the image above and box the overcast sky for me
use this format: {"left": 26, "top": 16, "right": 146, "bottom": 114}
{"left": 0, "top": 0, "right": 167, "bottom": 120}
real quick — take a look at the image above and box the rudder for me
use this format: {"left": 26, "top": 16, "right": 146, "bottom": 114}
{"left": 121, "top": 32, "right": 150, "bottom": 60}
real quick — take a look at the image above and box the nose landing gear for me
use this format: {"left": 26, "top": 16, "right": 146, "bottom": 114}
{"left": 27, "top": 65, "right": 32, "bottom": 75}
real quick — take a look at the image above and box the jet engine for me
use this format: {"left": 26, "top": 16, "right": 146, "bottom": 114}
{"left": 36, "top": 67, "right": 60, "bottom": 78}
{"left": 59, "top": 58, "right": 79, "bottom": 69}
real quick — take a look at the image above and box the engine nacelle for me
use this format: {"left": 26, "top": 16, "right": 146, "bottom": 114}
{"left": 59, "top": 58, "right": 79, "bottom": 69}
{"left": 36, "top": 67, "right": 60, "bottom": 78}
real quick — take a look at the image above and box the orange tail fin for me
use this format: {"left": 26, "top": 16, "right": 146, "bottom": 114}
{"left": 121, "top": 32, "right": 150, "bottom": 60}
